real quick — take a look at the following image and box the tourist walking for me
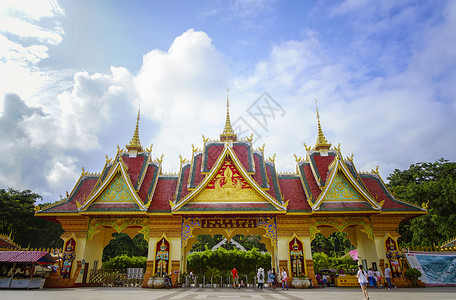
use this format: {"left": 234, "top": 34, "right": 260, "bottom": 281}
{"left": 281, "top": 268, "right": 288, "bottom": 290}
{"left": 272, "top": 268, "right": 277, "bottom": 289}
{"left": 375, "top": 269, "right": 383, "bottom": 288}
{"left": 368, "top": 268, "right": 376, "bottom": 287}
{"left": 267, "top": 269, "right": 274, "bottom": 290}
{"left": 356, "top": 265, "right": 369, "bottom": 300}
{"left": 257, "top": 267, "right": 264, "bottom": 289}
{"left": 385, "top": 263, "right": 396, "bottom": 290}
{"left": 231, "top": 268, "right": 240, "bottom": 289}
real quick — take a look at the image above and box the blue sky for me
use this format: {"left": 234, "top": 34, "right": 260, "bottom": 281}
{"left": 0, "top": 0, "right": 455, "bottom": 203}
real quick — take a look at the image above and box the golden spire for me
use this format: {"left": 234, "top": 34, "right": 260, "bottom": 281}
{"left": 313, "top": 99, "right": 331, "bottom": 150}
{"left": 220, "top": 89, "right": 237, "bottom": 142}
{"left": 126, "top": 103, "right": 143, "bottom": 152}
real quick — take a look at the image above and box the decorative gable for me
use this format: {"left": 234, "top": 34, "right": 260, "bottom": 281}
{"left": 80, "top": 159, "right": 147, "bottom": 213}
{"left": 172, "top": 147, "right": 286, "bottom": 213}
{"left": 313, "top": 157, "right": 381, "bottom": 212}
{"left": 324, "top": 172, "right": 363, "bottom": 201}
{"left": 193, "top": 157, "right": 263, "bottom": 203}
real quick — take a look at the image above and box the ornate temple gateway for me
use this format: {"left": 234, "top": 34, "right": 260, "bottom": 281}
{"left": 35, "top": 100, "right": 426, "bottom": 287}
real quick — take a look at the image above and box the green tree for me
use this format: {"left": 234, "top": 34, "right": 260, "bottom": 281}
{"left": 102, "top": 233, "right": 148, "bottom": 261}
{"left": 311, "top": 232, "right": 355, "bottom": 256}
{"left": 387, "top": 159, "right": 456, "bottom": 246}
{"left": 0, "top": 188, "right": 63, "bottom": 248}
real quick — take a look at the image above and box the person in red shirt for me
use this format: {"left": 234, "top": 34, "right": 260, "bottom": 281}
{"left": 231, "top": 268, "right": 240, "bottom": 289}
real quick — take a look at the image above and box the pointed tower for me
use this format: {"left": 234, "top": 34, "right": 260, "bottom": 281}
{"left": 220, "top": 90, "right": 237, "bottom": 143}
{"left": 126, "top": 105, "right": 143, "bottom": 156}
{"left": 313, "top": 99, "right": 331, "bottom": 152}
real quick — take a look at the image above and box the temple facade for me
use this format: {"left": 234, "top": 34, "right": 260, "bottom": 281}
{"left": 35, "top": 99, "right": 426, "bottom": 287}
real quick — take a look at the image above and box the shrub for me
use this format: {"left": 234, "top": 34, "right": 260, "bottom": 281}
{"left": 102, "top": 254, "right": 147, "bottom": 270}
{"left": 404, "top": 268, "right": 422, "bottom": 278}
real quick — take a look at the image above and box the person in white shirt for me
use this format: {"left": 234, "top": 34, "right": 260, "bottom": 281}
{"left": 367, "top": 268, "right": 376, "bottom": 287}
{"left": 384, "top": 263, "right": 396, "bottom": 290}
{"left": 257, "top": 267, "right": 264, "bottom": 289}
{"left": 356, "top": 265, "right": 369, "bottom": 300}
{"left": 281, "top": 268, "right": 288, "bottom": 290}
{"left": 374, "top": 270, "right": 382, "bottom": 288}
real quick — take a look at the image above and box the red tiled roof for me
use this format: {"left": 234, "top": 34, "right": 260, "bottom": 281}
{"left": 361, "top": 176, "right": 415, "bottom": 210}
{"left": 0, "top": 251, "right": 54, "bottom": 263}
{"left": 148, "top": 177, "right": 177, "bottom": 212}
{"left": 205, "top": 144, "right": 224, "bottom": 171}
{"left": 232, "top": 143, "right": 250, "bottom": 171}
{"left": 278, "top": 177, "right": 311, "bottom": 211}
{"left": 252, "top": 153, "right": 268, "bottom": 188}
{"left": 191, "top": 154, "right": 205, "bottom": 187}
{"left": 0, "top": 238, "right": 18, "bottom": 249}
{"left": 41, "top": 177, "right": 98, "bottom": 212}
{"left": 122, "top": 154, "right": 146, "bottom": 188}
{"left": 312, "top": 153, "right": 335, "bottom": 184}
{"left": 302, "top": 164, "right": 321, "bottom": 200}
{"left": 138, "top": 164, "right": 159, "bottom": 204}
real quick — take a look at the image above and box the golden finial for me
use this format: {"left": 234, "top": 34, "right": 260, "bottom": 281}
{"left": 268, "top": 153, "right": 276, "bottom": 162}
{"left": 191, "top": 144, "right": 201, "bottom": 153}
{"left": 422, "top": 200, "right": 429, "bottom": 210}
{"left": 372, "top": 166, "right": 379, "bottom": 174}
{"left": 379, "top": 200, "right": 385, "bottom": 208}
{"left": 34, "top": 205, "right": 40, "bottom": 212}
{"left": 146, "top": 144, "right": 153, "bottom": 153}
{"left": 293, "top": 153, "right": 302, "bottom": 162}
{"left": 156, "top": 154, "right": 164, "bottom": 163}
{"left": 246, "top": 133, "right": 254, "bottom": 142}
{"left": 313, "top": 99, "right": 331, "bottom": 150}
{"left": 258, "top": 143, "right": 265, "bottom": 152}
{"left": 66, "top": 191, "right": 69, "bottom": 198}
{"left": 347, "top": 153, "right": 354, "bottom": 162}
{"left": 81, "top": 167, "right": 88, "bottom": 176}
{"left": 202, "top": 134, "right": 209, "bottom": 143}
{"left": 220, "top": 89, "right": 237, "bottom": 142}
{"left": 126, "top": 103, "right": 143, "bottom": 151}
{"left": 304, "top": 143, "right": 311, "bottom": 151}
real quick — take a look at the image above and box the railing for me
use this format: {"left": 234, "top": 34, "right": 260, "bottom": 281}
{"left": 184, "top": 275, "right": 255, "bottom": 288}
{"left": 89, "top": 269, "right": 144, "bottom": 287}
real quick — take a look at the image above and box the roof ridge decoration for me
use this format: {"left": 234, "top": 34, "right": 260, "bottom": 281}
{"left": 126, "top": 103, "right": 143, "bottom": 152}
{"left": 313, "top": 99, "right": 331, "bottom": 151}
{"left": 220, "top": 89, "right": 237, "bottom": 142}
{"left": 313, "top": 154, "right": 381, "bottom": 212}
{"left": 171, "top": 146, "right": 287, "bottom": 213}
{"left": 79, "top": 158, "right": 148, "bottom": 212}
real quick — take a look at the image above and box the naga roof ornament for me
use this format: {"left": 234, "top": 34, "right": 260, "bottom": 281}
{"left": 313, "top": 99, "right": 332, "bottom": 151}
{"left": 220, "top": 89, "right": 238, "bottom": 142}
{"left": 126, "top": 104, "right": 143, "bottom": 152}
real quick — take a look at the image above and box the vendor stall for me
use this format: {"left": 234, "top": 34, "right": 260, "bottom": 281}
{"left": 0, "top": 250, "right": 55, "bottom": 289}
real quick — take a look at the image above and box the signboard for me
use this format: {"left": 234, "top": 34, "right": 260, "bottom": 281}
{"left": 406, "top": 251, "right": 456, "bottom": 286}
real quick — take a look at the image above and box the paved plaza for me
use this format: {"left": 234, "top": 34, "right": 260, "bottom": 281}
{"left": 1, "top": 287, "right": 455, "bottom": 300}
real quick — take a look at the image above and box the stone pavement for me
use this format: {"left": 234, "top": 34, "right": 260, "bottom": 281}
{"left": 1, "top": 287, "right": 455, "bottom": 300}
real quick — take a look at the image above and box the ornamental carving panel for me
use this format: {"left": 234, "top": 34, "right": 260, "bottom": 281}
{"left": 325, "top": 173, "right": 362, "bottom": 201}
{"left": 309, "top": 216, "right": 374, "bottom": 241}
{"left": 87, "top": 217, "right": 149, "bottom": 241}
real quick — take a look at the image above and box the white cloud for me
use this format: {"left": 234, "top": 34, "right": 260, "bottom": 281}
{"left": 135, "top": 29, "right": 230, "bottom": 171}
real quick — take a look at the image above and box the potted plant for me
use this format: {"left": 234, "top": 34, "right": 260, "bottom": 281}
{"left": 404, "top": 268, "right": 422, "bottom": 287}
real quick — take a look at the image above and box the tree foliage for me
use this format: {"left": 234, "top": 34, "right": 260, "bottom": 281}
{"left": 0, "top": 188, "right": 63, "bottom": 248}
{"left": 187, "top": 247, "right": 270, "bottom": 277}
{"left": 311, "top": 232, "right": 355, "bottom": 256}
{"left": 102, "top": 254, "right": 147, "bottom": 270}
{"left": 102, "top": 233, "right": 148, "bottom": 261}
{"left": 387, "top": 159, "right": 456, "bottom": 246}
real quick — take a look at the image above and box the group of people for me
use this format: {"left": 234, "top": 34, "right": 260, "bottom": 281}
{"left": 255, "top": 267, "right": 288, "bottom": 290}
{"left": 357, "top": 263, "right": 397, "bottom": 300}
